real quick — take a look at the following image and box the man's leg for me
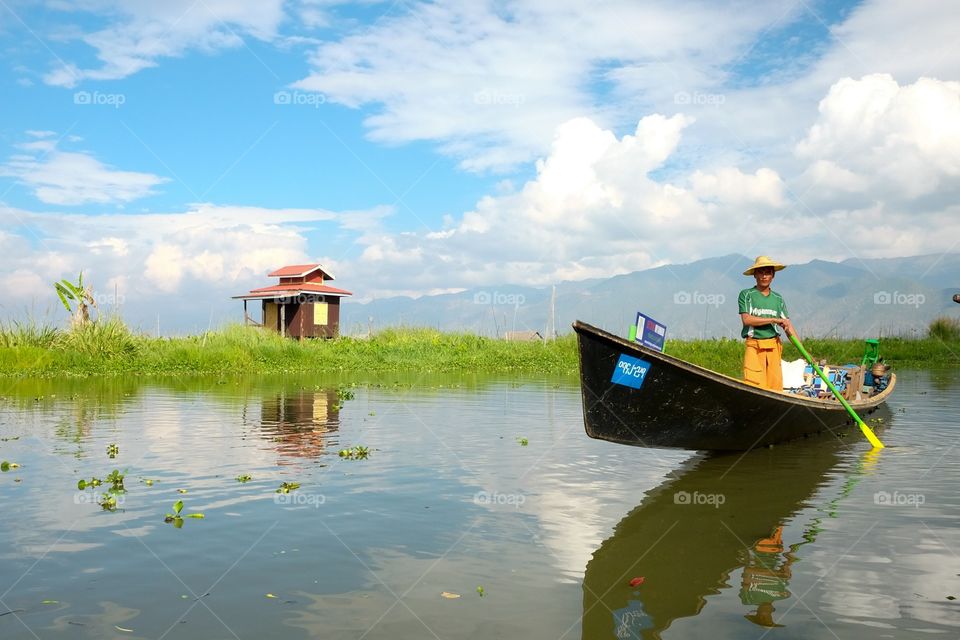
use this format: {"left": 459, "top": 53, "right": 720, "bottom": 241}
{"left": 765, "top": 338, "right": 783, "bottom": 390}
{"left": 743, "top": 339, "right": 764, "bottom": 387}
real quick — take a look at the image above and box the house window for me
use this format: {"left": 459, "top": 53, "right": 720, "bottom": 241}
{"left": 314, "top": 302, "right": 328, "bottom": 325}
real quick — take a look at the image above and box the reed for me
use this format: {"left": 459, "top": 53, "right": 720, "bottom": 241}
{"left": 0, "top": 319, "right": 61, "bottom": 348}
{"left": 928, "top": 316, "right": 960, "bottom": 341}
{"left": 0, "top": 318, "right": 956, "bottom": 378}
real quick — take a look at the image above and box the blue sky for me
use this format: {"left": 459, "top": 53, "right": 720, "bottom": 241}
{"left": 1, "top": 0, "right": 958, "bottom": 332}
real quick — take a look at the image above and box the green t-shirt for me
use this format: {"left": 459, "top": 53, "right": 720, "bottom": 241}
{"left": 739, "top": 287, "right": 788, "bottom": 339}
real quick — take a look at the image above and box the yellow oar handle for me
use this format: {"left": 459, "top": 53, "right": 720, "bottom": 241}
{"left": 788, "top": 333, "right": 885, "bottom": 449}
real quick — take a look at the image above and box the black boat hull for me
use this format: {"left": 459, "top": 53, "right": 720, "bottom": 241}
{"left": 574, "top": 320, "right": 895, "bottom": 451}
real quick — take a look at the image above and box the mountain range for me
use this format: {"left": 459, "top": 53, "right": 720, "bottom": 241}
{"left": 340, "top": 253, "right": 960, "bottom": 339}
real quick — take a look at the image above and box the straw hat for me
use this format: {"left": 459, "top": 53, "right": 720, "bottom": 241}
{"left": 743, "top": 255, "right": 786, "bottom": 276}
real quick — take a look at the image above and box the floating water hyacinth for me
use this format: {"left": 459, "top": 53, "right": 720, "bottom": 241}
{"left": 338, "top": 445, "right": 369, "bottom": 460}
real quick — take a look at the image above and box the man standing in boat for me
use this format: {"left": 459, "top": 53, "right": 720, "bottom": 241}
{"left": 739, "top": 256, "right": 795, "bottom": 391}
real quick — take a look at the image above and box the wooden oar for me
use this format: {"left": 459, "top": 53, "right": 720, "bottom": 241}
{"left": 788, "top": 333, "right": 885, "bottom": 449}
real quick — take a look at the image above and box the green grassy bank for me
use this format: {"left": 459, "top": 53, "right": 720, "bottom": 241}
{"left": 1, "top": 317, "right": 958, "bottom": 378}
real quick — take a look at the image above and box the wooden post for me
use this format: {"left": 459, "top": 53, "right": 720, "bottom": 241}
{"left": 280, "top": 303, "right": 286, "bottom": 338}
{"left": 243, "top": 299, "right": 248, "bottom": 326}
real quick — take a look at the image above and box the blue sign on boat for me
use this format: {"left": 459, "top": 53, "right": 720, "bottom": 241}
{"left": 612, "top": 354, "right": 652, "bottom": 389}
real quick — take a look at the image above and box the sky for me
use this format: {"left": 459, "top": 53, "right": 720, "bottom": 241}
{"left": 0, "top": 0, "right": 958, "bottom": 333}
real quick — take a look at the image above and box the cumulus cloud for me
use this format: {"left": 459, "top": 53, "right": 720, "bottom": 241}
{"left": 42, "top": 0, "right": 287, "bottom": 87}
{"left": 334, "top": 113, "right": 791, "bottom": 298}
{"left": 332, "top": 69, "right": 960, "bottom": 298}
{"left": 796, "top": 74, "right": 960, "bottom": 202}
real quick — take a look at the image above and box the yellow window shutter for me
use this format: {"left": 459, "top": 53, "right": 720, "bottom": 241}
{"left": 314, "top": 302, "right": 328, "bottom": 325}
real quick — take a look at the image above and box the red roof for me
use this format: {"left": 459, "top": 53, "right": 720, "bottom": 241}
{"left": 267, "top": 264, "right": 333, "bottom": 279}
{"left": 233, "top": 282, "right": 352, "bottom": 300}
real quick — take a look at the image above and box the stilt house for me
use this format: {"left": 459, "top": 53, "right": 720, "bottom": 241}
{"left": 234, "top": 264, "right": 352, "bottom": 338}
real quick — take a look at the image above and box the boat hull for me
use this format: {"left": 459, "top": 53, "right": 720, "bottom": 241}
{"left": 574, "top": 320, "right": 894, "bottom": 451}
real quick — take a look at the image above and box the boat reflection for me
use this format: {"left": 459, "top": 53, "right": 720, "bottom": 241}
{"left": 582, "top": 439, "right": 871, "bottom": 639}
{"left": 257, "top": 388, "right": 341, "bottom": 462}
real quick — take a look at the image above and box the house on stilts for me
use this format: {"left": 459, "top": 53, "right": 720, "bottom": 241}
{"left": 233, "top": 264, "right": 352, "bottom": 339}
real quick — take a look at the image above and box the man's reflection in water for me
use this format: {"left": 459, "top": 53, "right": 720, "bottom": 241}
{"left": 740, "top": 525, "right": 793, "bottom": 628}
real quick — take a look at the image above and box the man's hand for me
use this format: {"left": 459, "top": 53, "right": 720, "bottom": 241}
{"left": 779, "top": 318, "right": 796, "bottom": 337}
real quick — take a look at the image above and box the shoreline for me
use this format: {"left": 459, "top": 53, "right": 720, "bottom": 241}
{"left": 1, "top": 322, "right": 957, "bottom": 378}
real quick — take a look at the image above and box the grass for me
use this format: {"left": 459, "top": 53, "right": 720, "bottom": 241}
{"left": 0, "top": 318, "right": 956, "bottom": 378}
{"left": 0, "top": 321, "right": 579, "bottom": 377}
{"left": 929, "top": 316, "right": 960, "bottom": 341}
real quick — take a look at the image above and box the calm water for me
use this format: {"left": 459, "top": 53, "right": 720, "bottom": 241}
{"left": 0, "top": 370, "right": 958, "bottom": 639}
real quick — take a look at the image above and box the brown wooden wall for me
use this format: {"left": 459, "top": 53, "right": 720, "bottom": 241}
{"left": 261, "top": 296, "right": 341, "bottom": 339}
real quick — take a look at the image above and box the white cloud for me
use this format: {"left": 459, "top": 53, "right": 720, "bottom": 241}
{"left": 0, "top": 203, "right": 353, "bottom": 327}
{"left": 796, "top": 74, "right": 960, "bottom": 201}
{"left": 293, "top": 0, "right": 799, "bottom": 171}
{"left": 691, "top": 168, "right": 785, "bottom": 208}
{"left": 88, "top": 236, "right": 129, "bottom": 256}
{"left": 335, "top": 113, "right": 783, "bottom": 298}
{"left": 144, "top": 243, "right": 185, "bottom": 293}
{"left": 42, "top": 0, "right": 287, "bottom": 87}
{"left": 329, "top": 75, "right": 960, "bottom": 299}
{"left": 1, "top": 137, "right": 168, "bottom": 205}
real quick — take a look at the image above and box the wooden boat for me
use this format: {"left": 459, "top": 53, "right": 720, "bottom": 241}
{"left": 574, "top": 320, "right": 895, "bottom": 451}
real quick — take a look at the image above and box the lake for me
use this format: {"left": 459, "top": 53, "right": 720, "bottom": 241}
{"left": 1, "top": 369, "right": 958, "bottom": 639}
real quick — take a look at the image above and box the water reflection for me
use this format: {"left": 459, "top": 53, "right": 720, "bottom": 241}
{"left": 582, "top": 440, "right": 873, "bottom": 639}
{"left": 257, "top": 388, "right": 341, "bottom": 461}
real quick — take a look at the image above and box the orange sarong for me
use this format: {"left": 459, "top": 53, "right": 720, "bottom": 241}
{"left": 743, "top": 337, "right": 783, "bottom": 390}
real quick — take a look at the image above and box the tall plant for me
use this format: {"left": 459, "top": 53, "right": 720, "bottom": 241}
{"left": 55, "top": 272, "right": 97, "bottom": 327}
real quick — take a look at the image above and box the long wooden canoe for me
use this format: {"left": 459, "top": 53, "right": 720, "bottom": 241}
{"left": 574, "top": 320, "right": 895, "bottom": 451}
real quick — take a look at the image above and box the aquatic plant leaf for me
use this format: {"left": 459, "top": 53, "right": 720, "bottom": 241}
{"left": 173, "top": 500, "right": 183, "bottom": 515}
{"left": 187, "top": 513, "right": 205, "bottom": 519}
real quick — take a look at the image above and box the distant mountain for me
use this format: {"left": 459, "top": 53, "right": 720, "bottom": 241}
{"left": 340, "top": 253, "right": 960, "bottom": 339}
